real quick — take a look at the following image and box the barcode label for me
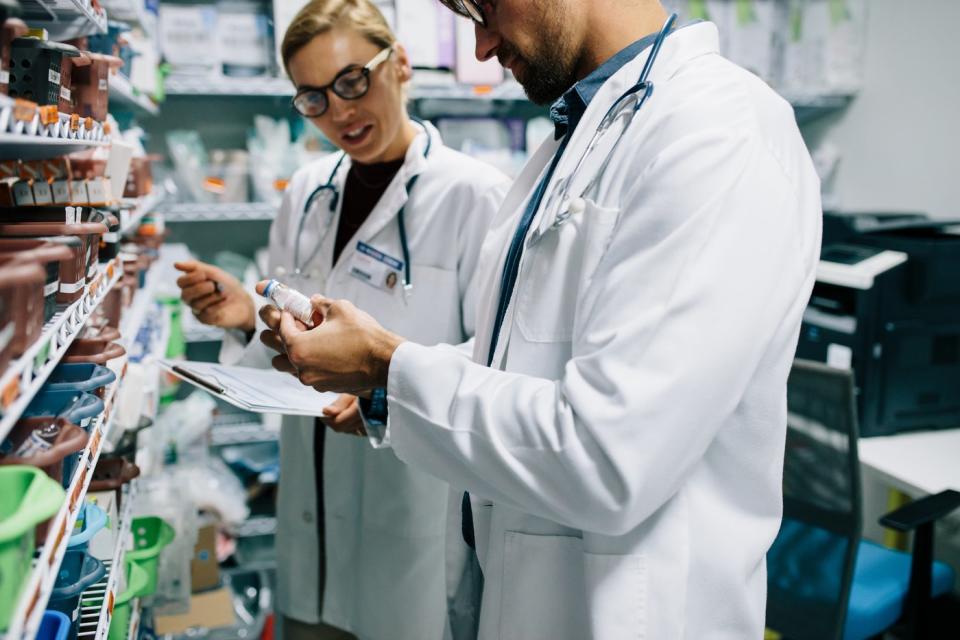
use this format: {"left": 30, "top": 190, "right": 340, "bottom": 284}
{"left": 49, "top": 69, "right": 61, "bottom": 84}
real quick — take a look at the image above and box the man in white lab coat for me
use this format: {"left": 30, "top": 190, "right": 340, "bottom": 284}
{"left": 258, "top": 0, "right": 822, "bottom": 637}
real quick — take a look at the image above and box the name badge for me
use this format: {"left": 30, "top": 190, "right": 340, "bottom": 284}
{"left": 348, "top": 241, "right": 403, "bottom": 292}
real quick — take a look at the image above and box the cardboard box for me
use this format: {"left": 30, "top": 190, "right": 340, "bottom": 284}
{"left": 154, "top": 588, "right": 236, "bottom": 635}
{"left": 190, "top": 523, "right": 220, "bottom": 592}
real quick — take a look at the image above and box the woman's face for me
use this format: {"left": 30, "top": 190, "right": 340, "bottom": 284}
{"left": 288, "top": 28, "right": 412, "bottom": 164}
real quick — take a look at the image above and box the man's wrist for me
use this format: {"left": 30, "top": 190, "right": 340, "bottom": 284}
{"left": 366, "top": 329, "right": 404, "bottom": 388}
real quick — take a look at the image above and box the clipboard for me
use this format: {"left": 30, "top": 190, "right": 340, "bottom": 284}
{"left": 160, "top": 359, "right": 338, "bottom": 416}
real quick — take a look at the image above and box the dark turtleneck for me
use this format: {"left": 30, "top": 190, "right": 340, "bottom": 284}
{"left": 333, "top": 156, "right": 406, "bottom": 265}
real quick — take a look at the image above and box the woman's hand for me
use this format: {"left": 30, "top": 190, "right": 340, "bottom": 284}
{"left": 174, "top": 260, "right": 256, "bottom": 332}
{"left": 322, "top": 394, "right": 366, "bottom": 436}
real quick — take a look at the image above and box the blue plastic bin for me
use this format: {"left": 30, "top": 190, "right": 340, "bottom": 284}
{"left": 37, "top": 611, "right": 71, "bottom": 640}
{"left": 67, "top": 502, "right": 108, "bottom": 551}
{"left": 24, "top": 390, "right": 104, "bottom": 431}
{"left": 48, "top": 551, "right": 105, "bottom": 640}
{"left": 45, "top": 364, "right": 116, "bottom": 397}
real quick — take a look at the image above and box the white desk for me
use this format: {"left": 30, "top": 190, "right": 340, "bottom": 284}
{"left": 858, "top": 428, "right": 960, "bottom": 497}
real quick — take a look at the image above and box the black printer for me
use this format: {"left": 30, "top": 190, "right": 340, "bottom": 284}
{"left": 796, "top": 212, "right": 960, "bottom": 437}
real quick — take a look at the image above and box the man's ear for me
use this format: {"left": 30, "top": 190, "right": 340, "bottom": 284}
{"left": 393, "top": 43, "right": 414, "bottom": 83}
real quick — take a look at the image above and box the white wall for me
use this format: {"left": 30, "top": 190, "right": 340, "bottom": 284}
{"left": 801, "top": 0, "right": 960, "bottom": 220}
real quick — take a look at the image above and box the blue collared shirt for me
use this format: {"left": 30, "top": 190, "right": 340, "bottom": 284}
{"left": 550, "top": 29, "right": 665, "bottom": 140}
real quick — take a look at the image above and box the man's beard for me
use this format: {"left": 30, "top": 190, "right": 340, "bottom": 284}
{"left": 500, "top": 39, "right": 578, "bottom": 106}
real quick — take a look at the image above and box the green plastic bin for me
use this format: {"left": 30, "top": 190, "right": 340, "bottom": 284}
{"left": 0, "top": 466, "right": 66, "bottom": 630}
{"left": 123, "top": 516, "right": 174, "bottom": 596}
{"left": 107, "top": 560, "right": 148, "bottom": 640}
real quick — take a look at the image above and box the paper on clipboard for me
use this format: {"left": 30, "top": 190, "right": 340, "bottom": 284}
{"left": 160, "top": 359, "right": 338, "bottom": 416}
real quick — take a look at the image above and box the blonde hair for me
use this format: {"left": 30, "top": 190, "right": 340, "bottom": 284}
{"left": 281, "top": 0, "right": 396, "bottom": 77}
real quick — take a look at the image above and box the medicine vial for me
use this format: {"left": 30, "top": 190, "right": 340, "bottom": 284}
{"left": 262, "top": 280, "right": 316, "bottom": 327}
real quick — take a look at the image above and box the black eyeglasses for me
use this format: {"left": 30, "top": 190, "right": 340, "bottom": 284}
{"left": 292, "top": 46, "right": 394, "bottom": 118}
{"left": 437, "top": 0, "right": 487, "bottom": 27}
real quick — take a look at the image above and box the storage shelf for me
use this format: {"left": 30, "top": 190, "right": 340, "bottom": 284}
{"left": 0, "top": 131, "right": 108, "bottom": 160}
{"left": 0, "top": 97, "right": 109, "bottom": 160}
{"left": 785, "top": 92, "right": 854, "bottom": 125}
{"left": 0, "top": 257, "right": 122, "bottom": 443}
{"left": 158, "top": 201, "right": 276, "bottom": 222}
{"left": 77, "top": 482, "right": 136, "bottom": 640}
{"left": 234, "top": 516, "right": 278, "bottom": 538}
{"left": 117, "top": 191, "right": 164, "bottom": 236}
{"left": 211, "top": 421, "right": 279, "bottom": 446}
{"left": 3, "top": 369, "right": 124, "bottom": 640}
{"left": 17, "top": 0, "right": 108, "bottom": 40}
{"left": 99, "top": 0, "right": 157, "bottom": 40}
{"left": 164, "top": 74, "right": 295, "bottom": 97}
{"left": 164, "top": 73, "right": 530, "bottom": 102}
{"left": 109, "top": 73, "right": 159, "bottom": 117}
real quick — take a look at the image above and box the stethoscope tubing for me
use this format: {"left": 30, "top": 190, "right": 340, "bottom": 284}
{"left": 293, "top": 120, "right": 432, "bottom": 287}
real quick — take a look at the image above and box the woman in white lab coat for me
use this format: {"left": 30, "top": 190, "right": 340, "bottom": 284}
{"left": 174, "top": 1, "right": 508, "bottom": 638}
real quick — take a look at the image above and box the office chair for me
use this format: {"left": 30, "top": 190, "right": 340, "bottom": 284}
{"left": 766, "top": 359, "right": 960, "bottom": 640}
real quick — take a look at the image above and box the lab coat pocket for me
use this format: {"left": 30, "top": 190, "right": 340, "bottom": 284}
{"left": 499, "top": 531, "right": 589, "bottom": 640}
{"left": 583, "top": 551, "right": 646, "bottom": 639}
{"left": 516, "top": 201, "right": 620, "bottom": 343}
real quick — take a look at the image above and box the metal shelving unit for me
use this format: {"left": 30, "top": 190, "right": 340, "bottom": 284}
{"left": 0, "top": 131, "right": 108, "bottom": 160}
{"left": 2, "top": 362, "right": 124, "bottom": 640}
{"left": 17, "top": 0, "right": 108, "bottom": 40}
{"left": 157, "top": 201, "right": 276, "bottom": 222}
{"left": 118, "top": 191, "right": 165, "bottom": 236}
{"left": 0, "top": 257, "right": 122, "bottom": 442}
{"left": 163, "top": 73, "right": 530, "bottom": 102}
{"left": 164, "top": 74, "right": 294, "bottom": 97}
{"left": 0, "top": 97, "right": 110, "bottom": 160}
{"left": 786, "top": 93, "right": 854, "bottom": 125}
{"left": 234, "top": 516, "right": 278, "bottom": 539}
{"left": 109, "top": 74, "right": 159, "bottom": 117}
{"left": 77, "top": 482, "right": 136, "bottom": 640}
{"left": 210, "top": 421, "right": 279, "bottom": 447}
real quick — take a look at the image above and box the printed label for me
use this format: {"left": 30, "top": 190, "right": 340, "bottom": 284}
{"left": 12, "top": 181, "right": 34, "bottom": 206}
{"left": 70, "top": 181, "right": 88, "bottom": 203}
{"left": 44, "top": 281, "right": 60, "bottom": 297}
{"left": 103, "top": 232, "right": 118, "bottom": 243}
{"left": 32, "top": 181, "right": 53, "bottom": 205}
{"left": 51, "top": 180, "right": 71, "bottom": 203}
{"left": 60, "top": 86, "right": 71, "bottom": 101}
{"left": 60, "top": 279, "right": 84, "bottom": 294}
{"left": 98, "top": 79, "right": 108, "bottom": 91}
{"left": 0, "top": 70, "right": 8, "bottom": 84}
{"left": 49, "top": 69, "right": 61, "bottom": 85}
{"left": 0, "top": 323, "right": 12, "bottom": 354}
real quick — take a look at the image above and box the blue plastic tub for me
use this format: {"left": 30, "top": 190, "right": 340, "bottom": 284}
{"left": 45, "top": 364, "right": 116, "bottom": 398}
{"left": 24, "top": 390, "right": 104, "bottom": 431}
{"left": 67, "top": 502, "right": 108, "bottom": 551}
{"left": 48, "top": 551, "right": 105, "bottom": 640}
{"left": 37, "top": 610, "right": 71, "bottom": 640}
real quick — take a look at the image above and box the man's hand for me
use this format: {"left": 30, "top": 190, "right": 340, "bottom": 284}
{"left": 175, "top": 260, "right": 256, "bottom": 332}
{"left": 322, "top": 394, "right": 366, "bottom": 436}
{"left": 255, "top": 281, "right": 404, "bottom": 394}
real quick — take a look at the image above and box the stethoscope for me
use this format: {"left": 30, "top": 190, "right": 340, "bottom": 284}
{"left": 288, "top": 119, "right": 433, "bottom": 292}
{"left": 532, "top": 12, "right": 677, "bottom": 244}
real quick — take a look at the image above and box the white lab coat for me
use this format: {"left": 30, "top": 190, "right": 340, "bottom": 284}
{"left": 220, "top": 122, "right": 509, "bottom": 639}
{"left": 373, "top": 24, "right": 822, "bottom": 639}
